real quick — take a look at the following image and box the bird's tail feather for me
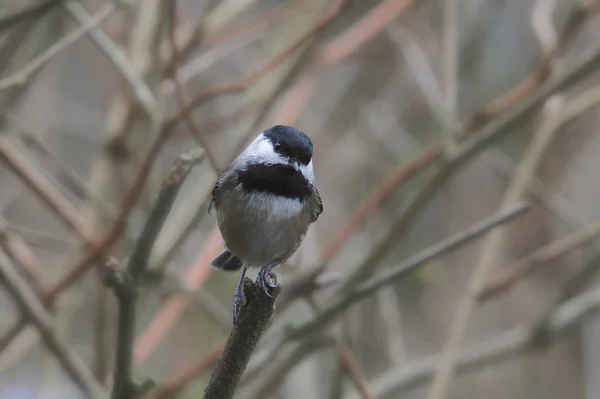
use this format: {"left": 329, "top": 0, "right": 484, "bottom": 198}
{"left": 211, "top": 250, "right": 244, "bottom": 271}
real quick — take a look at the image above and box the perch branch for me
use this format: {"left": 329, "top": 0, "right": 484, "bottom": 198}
{"left": 107, "top": 149, "right": 203, "bottom": 399}
{"left": 201, "top": 278, "right": 281, "bottom": 399}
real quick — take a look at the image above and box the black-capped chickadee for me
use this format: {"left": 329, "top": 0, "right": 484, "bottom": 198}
{"left": 209, "top": 125, "right": 323, "bottom": 323}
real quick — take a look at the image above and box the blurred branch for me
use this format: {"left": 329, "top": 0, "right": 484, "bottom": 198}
{"left": 427, "top": 88, "right": 566, "bottom": 399}
{"left": 530, "top": 251, "right": 600, "bottom": 346}
{"left": 0, "top": 0, "right": 61, "bottom": 32}
{"left": 15, "top": 126, "right": 115, "bottom": 218}
{"left": 441, "top": 0, "right": 459, "bottom": 155}
{"left": 478, "top": 81, "right": 600, "bottom": 300}
{"left": 0, "top": 117, "right": 197, "bottom": 355}
{"left": 481, "top": 218, "right": 600, "bottom": 300}
{"left": 343, "top": 286, "right": 600, "bottom": 399}
{"left": 202, "top": 278, "right": 281, "bottom": 399}
{"left": 0, "top": 2, "right": 117, "bottom": 91}
{"left": 240, "top": 335, "right": 332, "bottom": 399}
{"left": 165, "top": 0, "right": 352, "bottom": 128}
{"left": 150, "top": 337, "right": 227, "bottom": 399}
{"left": 0, "top": 137, "right": 97, "bottom": 241}
{"left": 63, "top": 1, "right": 157, "bottom": 116}
{"left": 0, "top": 250, "right": 106, "bottom": 398}
{"left": 336, "top": 22, "right": 600, "bottom": 293}
{"left": 289, "top": 203, "right": 529, "bottom": 338}
{"left": 166, "top": 0, "right": 219, "bottom": 173}
{"left": 275, "top": 0, "right": 597, "bottom": 283}
{"left": 335, "top": 339, "right": 375, "bottom": 399}
{"left": 0, "top": 217, "right": 44, "bottom": 293}
{"left": 108, "top": 149, "right": 203, "bottom": 399}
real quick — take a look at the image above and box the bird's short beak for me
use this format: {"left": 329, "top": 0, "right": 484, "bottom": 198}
{"left": 290, "top": 159, "right": 300, "bottom": 171}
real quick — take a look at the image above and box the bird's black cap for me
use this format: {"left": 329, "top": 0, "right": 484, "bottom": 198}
{"left": 263, "top": 125, "right": 313, "bottom": 165}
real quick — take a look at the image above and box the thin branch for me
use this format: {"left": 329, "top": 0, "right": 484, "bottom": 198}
{"left": 441, "top": 0, "right": 459, "bottom": 155}
{"left": 63, "top": 1, "right": 156, "bottom": 116}
{"left": 164, "top": 0, "right": 352, "bottom": 127}
{"left": 106, "top": 149, "right": 203, "bottom": 399}
{"left": 0, "top": 137, "right": 97, "bottom": 241}
{"left": 0, "top": 121, "right": 198, "bottom": 355}
{"left": 0, "top": 0, "right": 61, "bottom": 32}
{"left": 201, "top": 278, "right": 281, "bottom": 399}
{"left": 529, "top": 251, "right": 600, "bottom": 346}
{"left": 150, "top": 337, "right": 227, "bottom": 399}
{"left": 166, "top": 1, "right": 220, "bottom": 173}
{"left": 0, "top": 250, "right": 106, "bottom": 398}
{"left": 480, "top": 218, "right": 600, "bottom": 301}
{"left": 240, "top": 335, "right": 333, "bottom": 399}
{"left": 311, "top": 0, "right": 597, "bottom": 267}
{"left": 336, "top": 29, "right": 600, "bottom": 294}
{"left": 0, "top": 217, "right": 44, "bottom": 294}
{"left": 335, "top": 339, "right": 375, "bottom": 399}
{"left": 426, "top": 96, "right": 566, "bottom": 399}
{"left": 0, "top": 2, "right": 117, "bottom": 91}
{"left": 342, "top": 287, "right": 600, "bottom": 399}
{"left": 15, "top": 127, "right": 115, "bottom": 218}
{"left": 288, "top": 203, "right": 529, "bottom": 339}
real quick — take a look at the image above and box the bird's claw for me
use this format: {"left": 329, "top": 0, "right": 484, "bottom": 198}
{"left": 257, "top": 268, "right": 278, "bottom": 298}
{"left": 232, "top": 291, "right": 244, "bottom": 325}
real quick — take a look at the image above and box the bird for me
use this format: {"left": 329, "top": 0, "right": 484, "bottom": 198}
{"left": 208, "top": 125, "right": 323, "bottom": 324}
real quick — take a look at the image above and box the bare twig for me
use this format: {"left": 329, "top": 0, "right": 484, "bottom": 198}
{"left": 166, "top": 1, "right": 219, "bottom": 173}
{"left": 150, "top": 337, "right": 227, "bottom": 399}
{"left": 202, "top": 278, "right": 281, "bottom": 399}
{"left": 426, "top": 98, "right": 566, "bottom": 399}
{"left": 480, "top": 218, "right": 600, "bottom": 300}
{"left": 0, "top": 2, "right": 117, "bottom": 91}
{"left": 63, "top": 1, "right": 156, "bottom": 115}
{"left": 280, "top": 0, "right": 596, "bottom": 270}
{"left": 0, "top": 0, "right": 61, "bottom": 32}
{"left": 343, "top": 287, "right": 600, "bottom": 399}
{"left": 0, "top": 250, "right": 106, "bottom": 398}
{"left": 289, "top": 203, "right": 529, "bottom": 338}
{"left": 107, "top": 149, "right": 203, "bottom": 399}
{"left": 337, "top": 30, "right": 600, "bottom": 293}
{"left": 0, "top": 137, "right": 96, "bottom": 241}
{"left": 165, "top": 0, "right": 352, "bottom": 127}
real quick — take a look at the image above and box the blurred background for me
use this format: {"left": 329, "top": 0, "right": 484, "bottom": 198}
{"left": 1, "top": 0, "right": 600, "bottom": 398}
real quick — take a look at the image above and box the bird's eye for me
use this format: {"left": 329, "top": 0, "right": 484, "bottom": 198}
{"left": 274, "top": 143, "right": 282, "bottom": 150}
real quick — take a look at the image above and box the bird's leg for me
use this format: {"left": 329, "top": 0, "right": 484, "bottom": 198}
{"left": 233, "top": 265, "right": 248, "bottom": 325}
{"left": 257, "top": 261, "right": 280, "bottom": 298}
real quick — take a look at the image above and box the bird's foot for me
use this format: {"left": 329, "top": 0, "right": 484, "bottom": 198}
{"left": 232, "top": 265, "right": 248, "bottom": 325}
{"left": 232, "top": 290, "right": 244, "bottom": 325}
{"left": 257, "top": 262, "right": 279, "bottom": 298}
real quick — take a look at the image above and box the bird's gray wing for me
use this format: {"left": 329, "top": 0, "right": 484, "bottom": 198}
{"left": 311, "top": 187, "right": 323, "bottom": 223}
{"left": 208, "top": 170, "right": 226, "bottom": 215}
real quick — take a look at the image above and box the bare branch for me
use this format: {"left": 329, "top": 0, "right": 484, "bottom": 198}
{"left": 63, "top": 1, "right": 156, "bottom": 115}
{"left": 289, "top": 203, "right": 529, "bottom": 338}
{"left": 0, "top": 2, "right": 117, "bottom": 91}
{"left": 108, "top": 149, "right": 203, "bottom": 399}
{"left": 202, "top": 279, "right": 281, "bottom": 399}
{"left": 343, "top": 287, "right": 600, "bottom": 399}
{"left": 0, "top": 250, "right": 106, "bottom": 398}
